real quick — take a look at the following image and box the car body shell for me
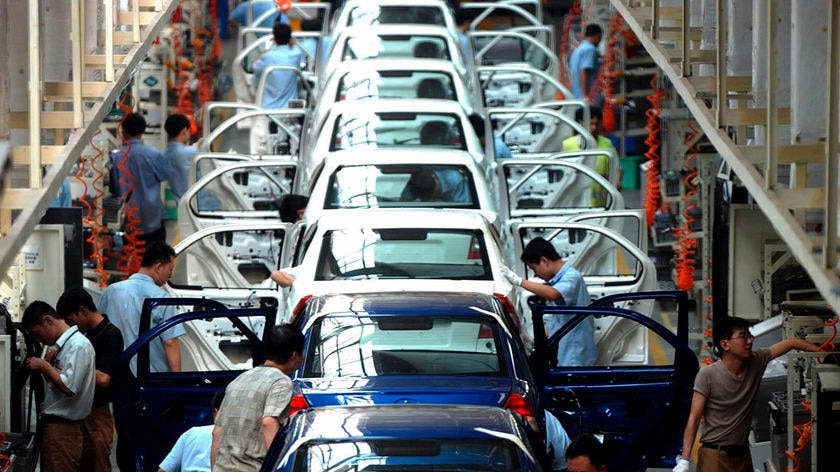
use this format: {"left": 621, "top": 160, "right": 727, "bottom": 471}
{"left": 260, "top": 405, "right": 545, "bottom": 472}
{"left": 300, "top": 148, "right": 500, "bottom": 227}
{"left": 289, "top": 292, "right": 536, "bottom": 415}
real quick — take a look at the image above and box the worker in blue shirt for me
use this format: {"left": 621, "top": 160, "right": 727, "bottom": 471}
{"left": 228, "top": 0, "right": 290, "bottom": 35}
{"left": 116, "top": 113, "right": 170, "bottom": 244}
{"left": 252, "top": 22, "right": 304, "bottom": 109}
{"left": 469, "top": 113, "right": 513, "bottom": 159}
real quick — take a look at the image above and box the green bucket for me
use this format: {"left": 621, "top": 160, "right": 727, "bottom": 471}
{"left": 620, "top": 155, "right": 644, "bottom": 190}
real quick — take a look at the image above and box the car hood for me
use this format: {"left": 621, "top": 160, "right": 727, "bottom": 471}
{"left": 297, "top": 376, "right": 516, "bottom": 407}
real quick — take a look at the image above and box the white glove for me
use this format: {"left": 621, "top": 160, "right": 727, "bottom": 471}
{"left": 499, "top": 265, "right": 522, "bottom": 286}
{"left": 672, "top": 456, "right": 690, "bottom": 472}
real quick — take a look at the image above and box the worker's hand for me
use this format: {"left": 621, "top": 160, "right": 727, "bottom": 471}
{"left": 672, "top": 456, "right": 690, "bottom": 472}
{"left": 498, "top": 265, "right": 522, "bottom": 286}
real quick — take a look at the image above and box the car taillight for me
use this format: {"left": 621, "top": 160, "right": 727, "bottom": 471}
{"left": 288, "top": 394, "right": 310, "bottom": 417}
{"left": 503, "top": 392, "right": 535, "bottom": 417}
{"left": 468, "top": 237, "right": 482, "bottom": 259}
{"left": 478, "top": 324, "right": 493, "bottom": 339}
{"left": 493, "top": 293, "right": 521, "bottom": 332}
{"left": 290, "top": 295, "right": 313, "bottom": 323}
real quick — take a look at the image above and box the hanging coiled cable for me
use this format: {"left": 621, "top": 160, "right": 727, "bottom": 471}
{"left": 558, "top": 0, "right": 582, "bottom": 92}
{"left": 673, "top": 119, "right": 699, "bottom": 291}
{"left": 79, "top": 129, "right": 110, "bottom": 287}
{"left": 643, "top": 74, "right": 666, "bottom": 226}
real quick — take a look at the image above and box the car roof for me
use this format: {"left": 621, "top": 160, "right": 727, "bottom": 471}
{"left": 290, "top": 405, "right": 523, "bottom": 440}
{"left": 305, "top": 291, "right": 502, "bottom": 318}
{"left": 310, "top": 207, "right": 492, "bottom": 230}
{"left": 332, "top": 23, "right": 458, "bottom": 40}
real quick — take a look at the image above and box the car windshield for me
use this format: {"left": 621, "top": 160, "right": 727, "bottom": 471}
{"left": 304, "top": 314, "right": 505, "bottom": 377}
{"left": 325, "top": 164, "right": 479, "bottom": 209}
{"left": 346, "top": 6, "right": 446, "bottom": 26}
{"left": 315, "top": 228, "right": 491, "bottom": 281}
{"left": 342, "top": 34, "right": 451, "bottom": 61}
{"left": 330, "top": 112, "right": 466, "bottom": 151}
{"left": 335, "top": 70, "right": 456, "bottom": 101}
{"left": 297, "top": 439, "right": 521, "bottom": 472}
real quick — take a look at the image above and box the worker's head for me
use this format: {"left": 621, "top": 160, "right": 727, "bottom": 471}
{"left": 22, "top": 301, "right": 66, "bottom": 345}
{"left": 584, "top": 23, "right": 603, "bottom": 44}
{"left": 520, "top": 237, "right": 562, "bottom": 281}
{"left": 273, "top": 21, "right": 293, "bottom": 46}
{"left": 121, "top": 113, "right": 147, "bottom": 140}
{"left": 56, "top": 287, "right": 99, "bottom": 333}
{"left": 211, "top": 388, "right": 225, "bottom": 420}
{"left": 404, "top": 168, "right": 442, "bottom": 201}
{"left": 468, "top": 113, "right": 487, "bottom": 144}
{"left": 564, "top": 434, "right": 608, "bottom": 472}
{"left": 575, "top": 107, "right": 603, "bottom": 137}
{"left": 277, "top": 193, "right": 309, "bottom": 223}
{"left": 264, "top": 323, "right": 305, "bottom": 372}
{"left": 164, "top": 113, "right": 192, "bottom": 140}
{"left": 141, "top": 241, "right": 177, "bottom": 286}
{"left": 713, "top": 316, "right": 754, "bottom": 357}
{"left": 454, "top": 8, "right": 475, "bottom": 31}
{"left": 419, "top": 121, "right": 451, "bottom": 146}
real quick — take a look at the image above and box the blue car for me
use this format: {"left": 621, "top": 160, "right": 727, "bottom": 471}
{"left": 287, "top": 292, "right": 539, "bottom": 427}
{"left": 260, "top": 405, "right": 546, "bottom": 472}
{"left": 112, "top": 291, "right": 697, "bottom": 472}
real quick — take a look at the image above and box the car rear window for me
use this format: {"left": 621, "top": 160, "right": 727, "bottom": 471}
{"left": 303, "top": 315, "right": 506, "bottom": 377}
{"left": 298, "top": 438, "right": 521, "bottom": 471}
{"left": 325, "top": 164, "right": 479, "bottom": 210}
{"left": 335, "top": 70, "right": 456, "bottom": 101}
{"left": 331, "top": 111, "right": 466, "bottom": 151}
{"left": 314, "top": 228, "right": 491, "bottom": 281}
{"left": 342, "top": 34, "right": 451, "bottom": 61}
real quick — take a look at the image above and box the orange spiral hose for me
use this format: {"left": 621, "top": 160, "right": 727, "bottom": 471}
{"left": 784, "top": 400, "right": 813, "bottom": 472}
{"left": 591, "top": 14, "right": 624, "bottom": 131}
{"left": 79, "top": 129, "right": 110, "bottom": 287}
{"left": 643, "top": 74, "right": 666, "bottom": 226}
{"left": 558, "top": 0, "right": 582, "bottom": 93}
{"left": 673, "top": 119, "right": 699, "bottom": 291}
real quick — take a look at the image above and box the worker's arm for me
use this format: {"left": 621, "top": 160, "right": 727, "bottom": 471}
{"left": 164, "top": 338, "right": 181, "bottom": 372}
{"left": 579, "top": 69, "right": 590, "bottom": 97}
{"left": 519, "top": 279, "right": 563, "bottom": 303}
{"left": 262, "top": 416, "right": 282, "bottom": 450}
{"left": 769, "top": 337, "right": 819, "bottom": 359}
{"left": 270, "top": 269, "right": 296, "bottom": 288}
{"left": 26, "top": 357, "right": 74, "bottom": 396}
{"left": 211, "top": 425, "right": 221, "bottom": 467}
{"left": 678, "top": 391, "right": 706, "bottom": 465}
{"left": 95, "top": 369, "right": 111, "bottom": 387}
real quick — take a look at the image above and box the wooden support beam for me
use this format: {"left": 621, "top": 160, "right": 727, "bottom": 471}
{"left": 739, "top": 144, "right": 826, "bottom": 165}
{"left": 84, "top": 55, "right": 128, "bottom": 66}
{"left": 689, "top": 76, "right": 752, "bottom": 93}
{"left": 0, "top": 189, "right": 40, "bottom": 209}
{"left": 9, "top": 112, "right": 79, "bottom": 129}
{"left": 777, "top": 188, "right": 826, "bottom": 210}
{"left": 43, "top": 82, "right": 110, "bottom": 100}
{"left": 11, "top": 146, "right": 67, "bottom": 165}
{"left": 722, "top": 108, "right": 791, "bottom": 126}
{"left": 117, "top": 11, "right": 157, "bottom": 25}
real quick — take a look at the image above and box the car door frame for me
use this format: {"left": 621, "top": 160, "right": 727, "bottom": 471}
{"left": 529, "top": 290, "right": 698, "bottom": 471}
{"left": 112, "top": 298, "right": 274, "bottom": 472}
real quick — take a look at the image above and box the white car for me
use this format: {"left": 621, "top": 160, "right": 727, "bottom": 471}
{"left": 332, "top": 0, "right": 460, "bottom": 34}
{"left": 287, "top": 209, "right": 521, "bottom": 328}
{"left": 313, "top": 58, "right": 483, "bottom": 124}
{"left": 300, "top": 148, "right": 500, "bottom": 226}
{"left": 317, "top": 24, "right": 473, "bottom": 87}
{"left": 299, "top": 98, "right": 488, "bottom": 185}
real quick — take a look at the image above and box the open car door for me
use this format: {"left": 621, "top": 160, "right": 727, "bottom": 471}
{"left": 112, "top": 298, "right": 275, "bottom": 472}
{"left": 176, "top": 159, "right": 299, "bottom": 238}
{"left": 497, "top": 158, "right": 623, "bottom": 227}
{"left": 168, "top": 221, "right": 298, "bottom": 321}
{"left": 487, "top": 103, "right": 591, "bottom": 155}
{"left": 199, "top": 108, "right": 308, "bottom": 157}
{"left": 530, "top": 291, "right": 698, "bottom": 471}
{"left": 507, "top": 219, "right": 657, "bottom": 358}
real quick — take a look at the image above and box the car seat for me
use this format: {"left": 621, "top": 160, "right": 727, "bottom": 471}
{"left": 413, "top": 41, "right": 443, "bottom": 59}
{"left": 416, "top": 78, "right": 449, "bottom": 99}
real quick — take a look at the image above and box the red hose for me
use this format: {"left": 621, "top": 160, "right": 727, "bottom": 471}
{"left": 558, "top": 0, "right": 582, "bottom": 92}
{"left": 673, "top": 119, "right": 699, "bottom": 291}
{"left": 643, "top": 74, "right": 666, "bottom": 226}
